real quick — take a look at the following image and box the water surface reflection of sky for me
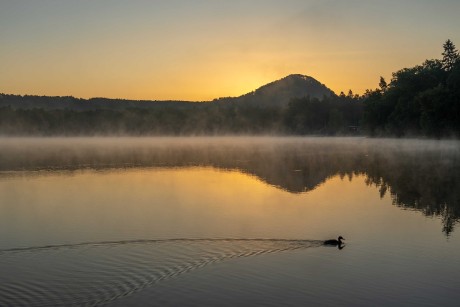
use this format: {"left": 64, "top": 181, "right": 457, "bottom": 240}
{"left": 1, "top": 138, "right": 459, "bottom": 306}
{"left": 0, "top": 168, "right": 449, "bottom": 249}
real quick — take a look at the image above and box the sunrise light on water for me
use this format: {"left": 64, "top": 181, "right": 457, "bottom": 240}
{"left": 1, "top": 1, "right": 460, "bottom": 305}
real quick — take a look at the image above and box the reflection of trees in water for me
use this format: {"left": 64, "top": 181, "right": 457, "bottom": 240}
{"left": 363, "top": 150, "right": 460, "bottom": 236}
{"left": 248, "top": 144, "right": 460, "bottom": 236}
{"left": 1, "top": 138, "right": 459, "bottom": 235}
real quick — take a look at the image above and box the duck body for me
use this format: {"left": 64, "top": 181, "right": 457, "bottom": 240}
{"left": 324, "top": 236, "right": 345, "bottom": 246}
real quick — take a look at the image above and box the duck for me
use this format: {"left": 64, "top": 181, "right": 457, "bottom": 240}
{"left": 324, "top": 236, "right": 345, "bottom": 246}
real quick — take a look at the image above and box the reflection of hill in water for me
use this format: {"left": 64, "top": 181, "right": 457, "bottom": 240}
{"left": 1, "top": 137, "right": 459, "bottom": 235}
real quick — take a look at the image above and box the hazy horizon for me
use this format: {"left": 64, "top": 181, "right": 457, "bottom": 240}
{"left": 0, "top": 73, "right": 326, "bottom": 102}
{"left": 2, "top": 0, "right": 460, "bottom": 101}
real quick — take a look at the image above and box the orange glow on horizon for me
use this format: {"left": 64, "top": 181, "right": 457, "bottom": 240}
{"left": 1, "top": 1, "right": 459, "bottom": 101}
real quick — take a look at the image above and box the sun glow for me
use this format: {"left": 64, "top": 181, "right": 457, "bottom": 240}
{"left": 1, "top": 1, "right": 459, "bottom": 100}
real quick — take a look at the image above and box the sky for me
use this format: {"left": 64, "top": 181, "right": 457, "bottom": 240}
{"left": 1, "top": 0, "right": 460, "bottom": 101}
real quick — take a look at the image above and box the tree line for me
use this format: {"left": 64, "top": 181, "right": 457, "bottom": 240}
{"left": 0, "top": 97, "right": 362, "bottom": 136}
{"left": 362, "top": 39, "right": 460, "bottom": 137}
{"left": 0, "top": 40, "right": 458, "bottom": 137}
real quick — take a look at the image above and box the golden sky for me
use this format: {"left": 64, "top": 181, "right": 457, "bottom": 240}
{"left": 1, "top": 0, "right": 460, "bottom": 101}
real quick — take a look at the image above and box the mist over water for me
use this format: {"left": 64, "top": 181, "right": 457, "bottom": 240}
{"left": 1, "top": 136, "right": 459, "bottom": 234}
{"left": 0, "top": 137, "right": 459, "bottom": 306}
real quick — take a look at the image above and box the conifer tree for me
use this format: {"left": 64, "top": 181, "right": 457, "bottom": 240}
{"left": 379, "top": 76, "right": 388, "bottom": 92}
{"left": 442, "top": 39, "right": 459, "bottom": 71}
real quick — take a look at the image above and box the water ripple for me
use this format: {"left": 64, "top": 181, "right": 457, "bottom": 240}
{"left": 0, "top": 239, "right": 323, "bottom": 306}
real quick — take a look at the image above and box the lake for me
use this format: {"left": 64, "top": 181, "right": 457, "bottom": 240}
{"left": 0, "top": 137, "right": 459, "bottom": 306}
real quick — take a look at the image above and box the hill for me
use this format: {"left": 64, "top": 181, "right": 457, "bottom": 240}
{"left": 0, "top": 74, "right": 360, "bottom": 135}
{"left": 214, "top": 74, "right": 336, "bottom": 107}
{"left": 0, "top": 74, "right": 334, "bottom": 110}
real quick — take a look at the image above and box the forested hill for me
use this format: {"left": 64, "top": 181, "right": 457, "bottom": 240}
{"left": 0, "top": 74, "right": 333, "bottom": 111}
{"left": 214, "top": 74, "right": 335, "bottom": 107}
{"left": 0, "top": 74, "right": 347, "bottom": 135}
{"left": 0, "top": 95, "right": 203, "bottom": 111}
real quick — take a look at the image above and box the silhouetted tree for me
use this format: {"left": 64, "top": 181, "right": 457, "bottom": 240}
{"left": 379, "top": 76, "right": 388, "bottom": 92}
{"left": 442, "top": 39, "right": 459, "bottom": 71}
{"left": 362, "top": 40, "right": 459, "bottom": 137}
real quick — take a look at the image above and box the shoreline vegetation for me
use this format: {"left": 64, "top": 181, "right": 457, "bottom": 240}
{"left": 1, "top": 41, "right": 459, "bottom": 138}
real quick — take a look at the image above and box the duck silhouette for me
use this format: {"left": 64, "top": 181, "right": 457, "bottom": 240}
{"left": 324, "top": 236, "right": 345, "bottom": 246}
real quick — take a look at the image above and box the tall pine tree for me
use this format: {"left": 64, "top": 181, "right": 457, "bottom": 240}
{"left": 442, "top": 39, "right": 459, "bottom": 71}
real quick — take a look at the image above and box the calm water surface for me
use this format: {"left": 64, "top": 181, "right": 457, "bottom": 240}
{"left": 0, "top": 137, "right": 459, "bottom": 306}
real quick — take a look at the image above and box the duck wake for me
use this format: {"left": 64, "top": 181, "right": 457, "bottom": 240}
{"left": 0, "top": 239, "right": 323, "bottom": 306}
